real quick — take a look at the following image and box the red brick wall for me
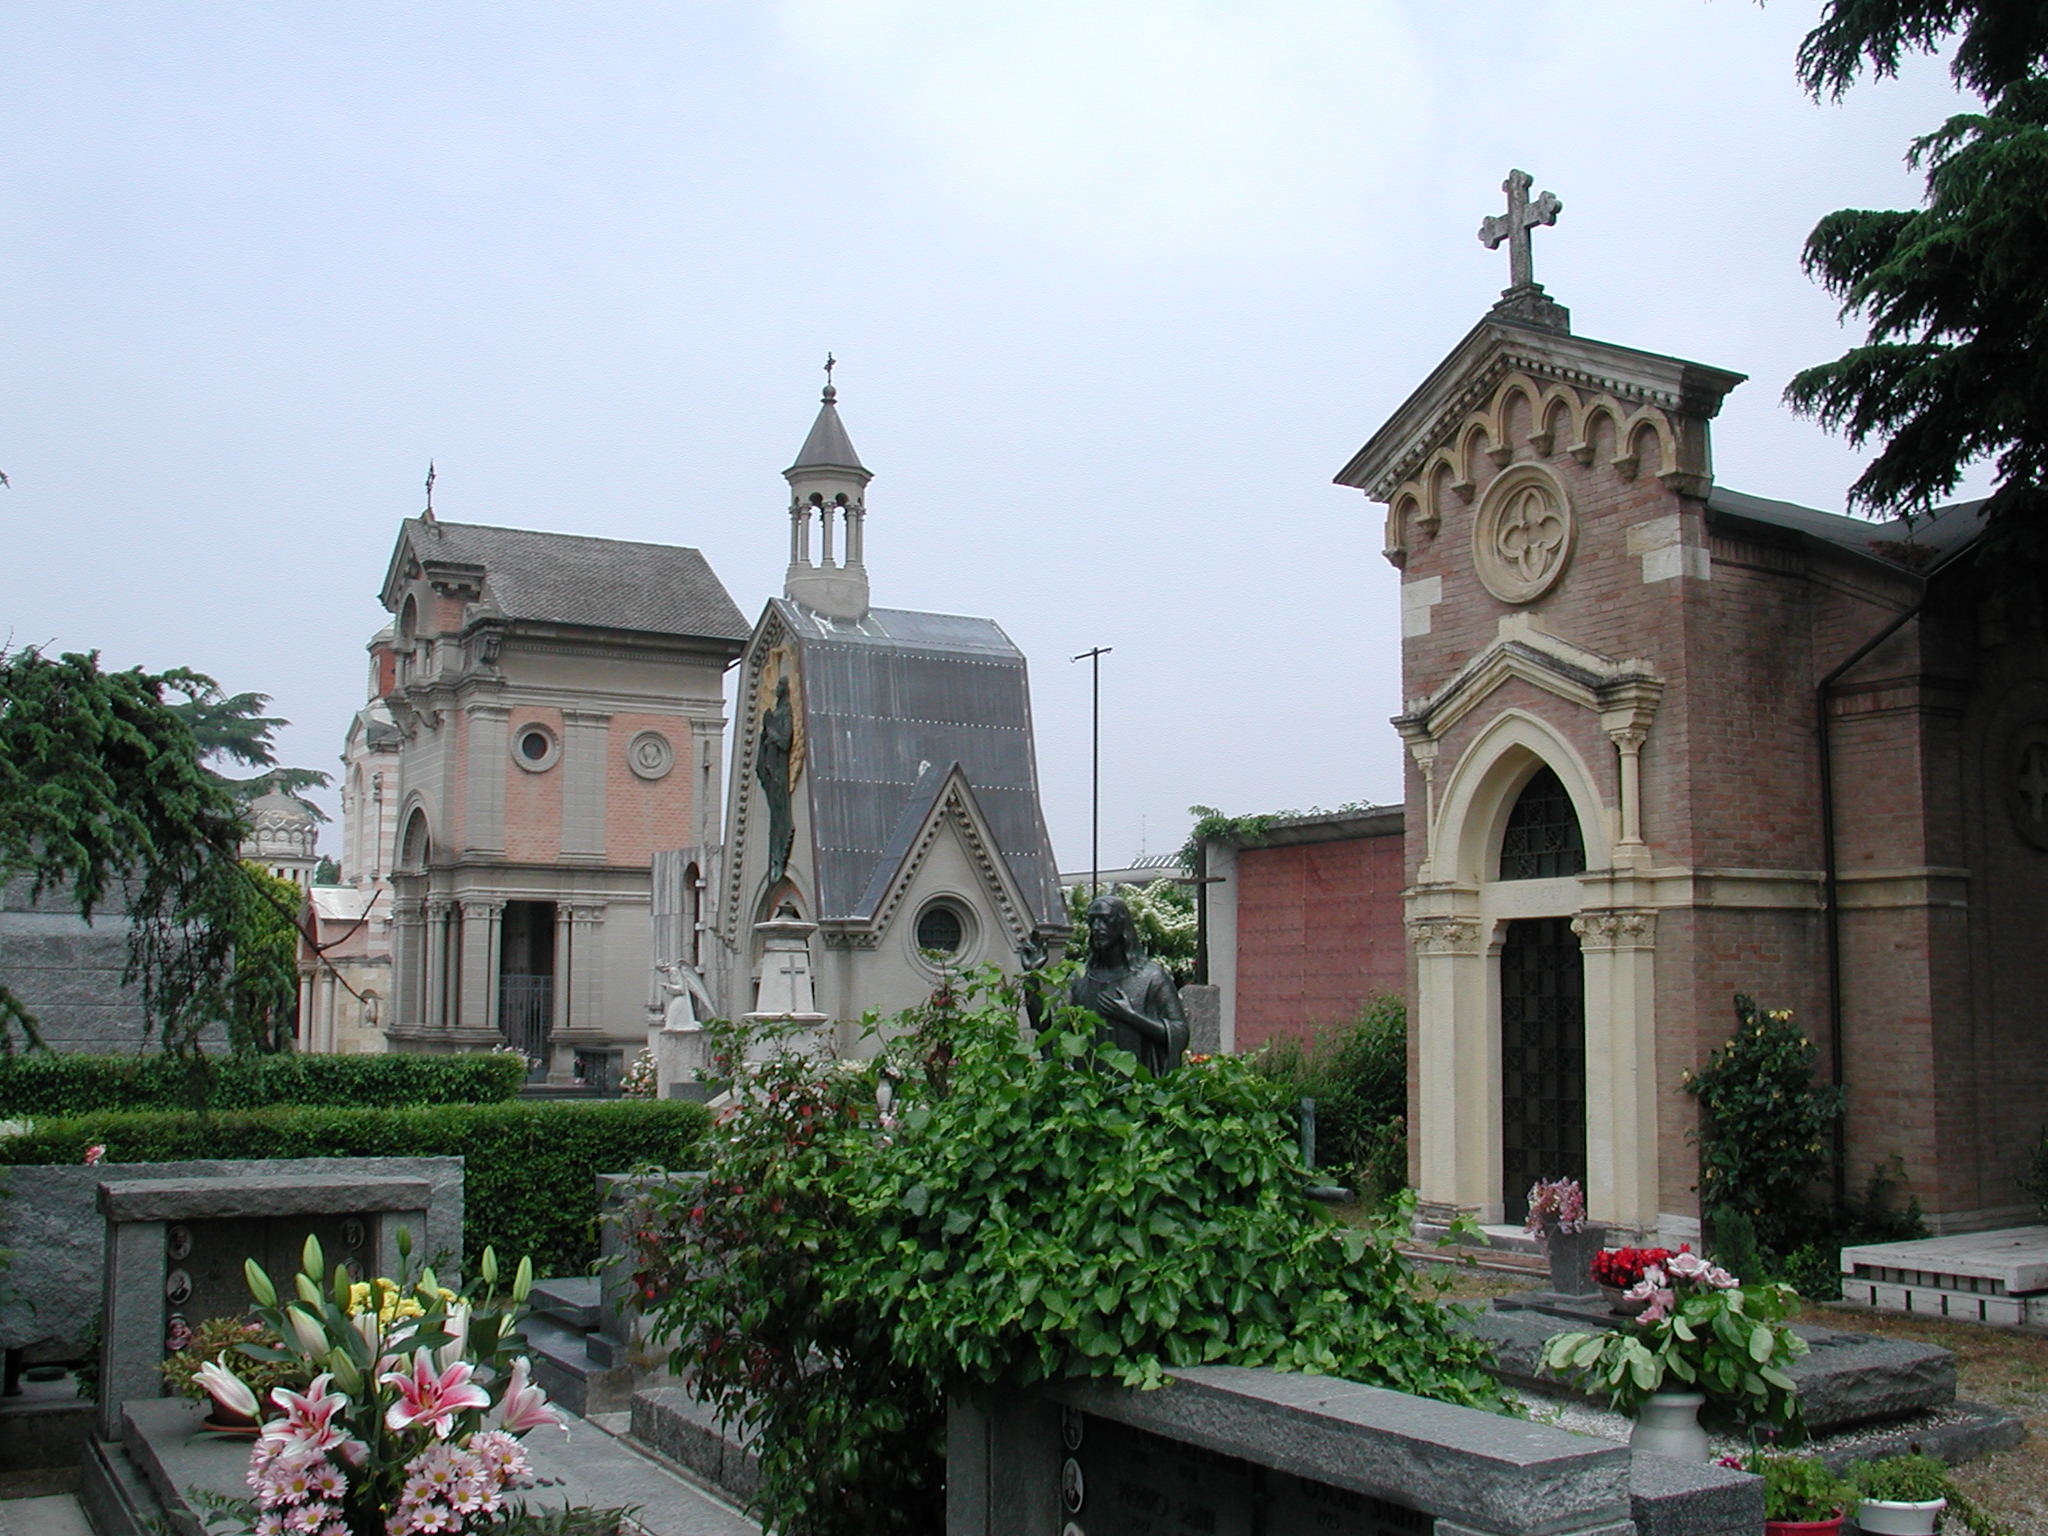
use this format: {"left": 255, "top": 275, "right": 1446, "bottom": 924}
{"left": 1233, "top": 828, "right": 1406, "bottom": 1053}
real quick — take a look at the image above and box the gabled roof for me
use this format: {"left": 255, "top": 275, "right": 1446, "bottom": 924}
{"left": 769, "top": 598, "right": 1064, "bottom": 930}
{"left": 1336, "top": 315, "right": 1746, "bottom": 501}
{"left": 1707, "top": 488, "right": 1986, "bottom": 571}
{"left": 380, "top": 519, "right": 748, "bottom": 641}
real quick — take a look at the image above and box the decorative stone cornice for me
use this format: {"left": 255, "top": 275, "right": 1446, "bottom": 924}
{"left": 1338, "top": 321, "right": 1745, "bottom": 506}
{"left": 1395, "top": 615, "right": 1664, "bottom": 748}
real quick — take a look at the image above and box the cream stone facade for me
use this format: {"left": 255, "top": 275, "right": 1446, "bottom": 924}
{"left": 377, "top": 515, "right": 747, "bottom": 1084}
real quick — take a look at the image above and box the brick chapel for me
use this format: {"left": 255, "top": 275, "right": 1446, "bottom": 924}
{"left": 1208, "top": 173, "right": 2048, "bottom": 1242}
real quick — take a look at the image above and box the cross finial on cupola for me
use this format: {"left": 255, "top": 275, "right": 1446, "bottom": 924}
{"left": 1478, "top": 170, "right": 1569, "bottom": 332}
{"left": 783, "top": 357, "right": 874, "bottom": 621}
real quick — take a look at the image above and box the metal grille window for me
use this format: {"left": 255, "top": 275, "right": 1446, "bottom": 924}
{"left": 1498, "top": 766, "right": 1586, "bottom": 880}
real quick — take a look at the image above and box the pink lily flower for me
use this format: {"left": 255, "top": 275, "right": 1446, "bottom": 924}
{"left": 380, "top": 1353, "right": 490, "bottom": 1439}
{"left": 194, "top": 1354, "right": 260, "bottom": 1420}
{"left": 261, "top": 1375, "right": 365, "bottom": 1463}
{"left": 493, "top": 1357, "right": 558, "bottom": 1434}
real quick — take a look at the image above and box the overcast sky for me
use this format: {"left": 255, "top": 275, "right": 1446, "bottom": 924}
{"left": 2, "top": 2, "right": 1983, "bottom": 871}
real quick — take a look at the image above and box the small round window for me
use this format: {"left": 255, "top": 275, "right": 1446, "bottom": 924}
{"left": 511, "top": 723, "right": 561, "bottom": 772}
{"left": 916, "top": 903, "right": 965, "bottom": 955}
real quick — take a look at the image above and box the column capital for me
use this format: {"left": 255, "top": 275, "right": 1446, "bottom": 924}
{"left": 459, "top": 898, "right": 507, "bottom": 919}
{"left": 1407, "top": 914, "right": 1483, "bottom": 955}
{"left": 1570, "top": 908, "right": 1658, "bottom": 950}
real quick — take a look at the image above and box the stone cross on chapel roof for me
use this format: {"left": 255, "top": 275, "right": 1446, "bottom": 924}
{"left": 1477, "top": 170, "right": 1569, "bottom": 332}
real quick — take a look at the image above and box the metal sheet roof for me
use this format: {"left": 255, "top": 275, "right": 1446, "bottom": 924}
{"left": 772, "top": 599, "right": 1064, "bottom": 927}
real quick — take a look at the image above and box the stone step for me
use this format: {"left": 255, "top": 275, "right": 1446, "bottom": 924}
{"left": 522, "top": 1311, "right": 639, "bottom": 1418}
{"left": 530, "top": 1274, "right": 603, "bottom": 1331}
{"left": 632, "top": 1384, "right": 760, "bottom": 1511}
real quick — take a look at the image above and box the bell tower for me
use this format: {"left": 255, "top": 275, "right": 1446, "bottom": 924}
{"left": 783, "top": 356, "right": 873, "bottom": 621}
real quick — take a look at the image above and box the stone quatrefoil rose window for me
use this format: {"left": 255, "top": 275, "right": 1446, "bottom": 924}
{"left": 1473, "top": 464, "right": 1575, "bottom": 604}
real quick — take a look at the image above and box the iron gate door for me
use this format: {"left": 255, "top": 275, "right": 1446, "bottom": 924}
{"left": 1499, "top": 916, "right": 1586, "bottom": 1225}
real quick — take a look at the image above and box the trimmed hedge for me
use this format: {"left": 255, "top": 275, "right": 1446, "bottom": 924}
{"left": 0, "top": 1099, "right": 709, "bottom": 1275}
{"left": 0, "top": 1051, "right": 529, "bottom": 1116}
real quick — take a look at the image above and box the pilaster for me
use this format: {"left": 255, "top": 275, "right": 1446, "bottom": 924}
{"left": 561, "top": 711, "right": 610, "bottom": 861}
{"left": 464, "top": 703, "right": 510, "bottom": 858}
{"left": 1571, "top": 908, "right": 1661, "bottom": 1235}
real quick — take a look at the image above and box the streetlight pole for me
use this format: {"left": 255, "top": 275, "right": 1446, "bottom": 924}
{"left": 1073, "top": 646, "right": 1112, "bottom": 899}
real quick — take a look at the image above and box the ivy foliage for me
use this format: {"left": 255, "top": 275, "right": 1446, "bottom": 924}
{"left": 634, "top": 973, "right": 1500, "bottom": 1536}
{"left": 0, "top": 648, "right": 246, "bottom": 1052}
{"left": 1683, "top": 995, "right": 1846, "bottom": 1255}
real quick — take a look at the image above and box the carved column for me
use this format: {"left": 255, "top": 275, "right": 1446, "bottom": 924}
{"left": 1407, "top": 908, "right": 1490, "bottom": 1225}
{"left": 457, "top": 899, "right": 505, "bottom": 1039}
{"left": 1607, "top": 726, "right": 1648, "bottom": 850}
{"left": 1406, "top": 736, "right": 1440, "bottom": 880}
{"left": 1571, "top": 908, "right": 1660, "bottom": 1238}
{"left": 423, "top": 898, "right": 454, "bottom": 1035}
{"left": 549, "top": 904, "right": 575, "bottom": 1082}
{"left": 390, "top": 896, "right": 424, "bottom": 1028}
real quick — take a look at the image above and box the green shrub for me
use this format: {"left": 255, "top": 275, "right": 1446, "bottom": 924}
{"left": 2021, "top": 1122, "right": 2048, "bottom": 1221}
{"left": 635, "top": 974, "right": 1495, "bottom": 1536}
{"left": 1683, "top": 994, "right": 1844, "bottom": 1255}
{"left": 0, "top": 1051, "right": 528, "bottom": 1116}
{"left": 1249, "top": 995, "right": 1406, "bottom": 1195}
{"left": 0, "top": 1099, "right": 706, "bottom": 1275}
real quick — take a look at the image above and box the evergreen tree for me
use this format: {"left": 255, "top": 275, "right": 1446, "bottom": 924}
{"left": 0, "top": 649, "right": 245, "bottom": 1051}
{"left": 1787, "top": 3, "right": 2048, "bottom": 561}
{"left": 171, "top": 686, "right": 332, "bottom": 817}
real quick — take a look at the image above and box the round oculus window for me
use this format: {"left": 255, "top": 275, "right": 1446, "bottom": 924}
{"left": 511, "top": 723, "right": 561, "bottom": 772}
{"left": 915, "top": 903, "right": 966, "bottom": 955}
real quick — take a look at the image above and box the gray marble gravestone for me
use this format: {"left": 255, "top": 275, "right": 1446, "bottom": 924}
{"left": 88, "top": 1159, "right": 461, "bottom": 1438}
{"left": 948, "top": 1366, "right": 1762, "bottom": 1536}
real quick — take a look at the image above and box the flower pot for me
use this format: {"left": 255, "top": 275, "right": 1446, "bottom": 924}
{"left": 1629, "top": 1389, "right": 1709, "bottom": 1461}
{"left": 1599, "top": 1283, "right": 1649, "bottom": 1317}
{"left": 1763, "top": 1515, "right": 1844, "bottom": 1536}
{"left": 1545, "top": 1223, "right": 1606, "bottom": 1296}
{"left": 200, "top": 1405, "right": 262, "bottom": 1436}
{"left": 1854, "top": 1497, "right": 1946, "bottom": 1535}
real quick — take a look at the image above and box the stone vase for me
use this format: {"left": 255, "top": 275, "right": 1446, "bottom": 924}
{"left": 1544, "top": 1222, "right": 1606, "bottom": 1296}
{"left": 1628, "top": 1389, "right": 1709, "bottom": 1461}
